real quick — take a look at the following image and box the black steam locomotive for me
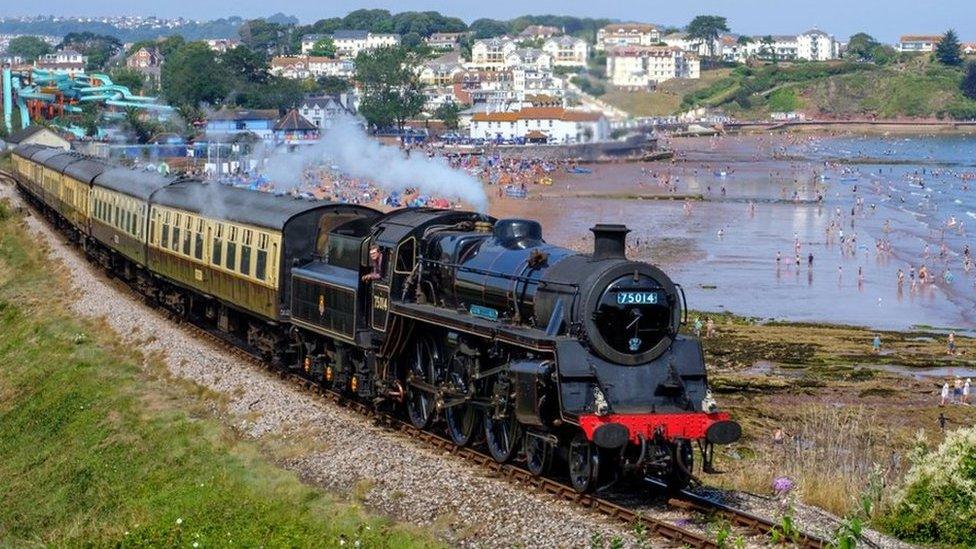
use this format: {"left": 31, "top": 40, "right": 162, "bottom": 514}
{"left": 12, "top": 144, "right": 740, "bottom": 492}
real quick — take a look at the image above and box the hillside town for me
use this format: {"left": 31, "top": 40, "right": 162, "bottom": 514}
{"left": 1, "top": 11, "right": 976, "bottom": 150}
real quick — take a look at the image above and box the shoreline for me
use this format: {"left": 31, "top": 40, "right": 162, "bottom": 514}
{"left": 718, "top": 120, "right": 976, "bottom": 136}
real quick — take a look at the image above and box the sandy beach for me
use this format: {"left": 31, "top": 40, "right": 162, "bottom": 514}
{"left": 488, "top": 132, "right": 976, "bottom": 331}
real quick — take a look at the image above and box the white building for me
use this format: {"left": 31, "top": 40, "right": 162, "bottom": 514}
{"left": 300, "top": 31, "right": 400, "bottom": 58}
{"left": 469, "top": 106, "right": 609, "bottom": 143}
{"left": 596, "top": 23, "right": 661, "bottom": 51}
{"left": 606, "top": 46, "right": 699, "bottom": 89}
{"left": 35, "top": 49, "right": 86, "bottom": 72}
{"left": 419, "top": 51, "right": 464, "bottom": 86}
{"left": 205, "top": 39, "right": 240, "bottom": 53}
{"left": 897, "top": 35, "right": 942, "bottom": 53}
{"left": 298, "top": 94, "right": 358, "bottom": 129}
{"left": 797, "top": 29, "right": 838, "bottom": 61}
{"left": 269, "top": 55, "right": 354, "bottom": 79}
{"left": 542, "top": 36, "right": 589, "bottom": 67}
{"left": 662, "top": 33, "right": 715, "bottom": 57}
{"left": 425, "top": 32, "right": 465, "bottom": 50}
{"left": 505, "top": 48, "right": 552, "bottom": 71}
{"left": 469, "top": 37, "right": 518, "bottom": 70}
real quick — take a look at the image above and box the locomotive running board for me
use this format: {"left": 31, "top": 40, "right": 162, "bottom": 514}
{"left": 390, "top": 302, "right": 560, "bottom": 353}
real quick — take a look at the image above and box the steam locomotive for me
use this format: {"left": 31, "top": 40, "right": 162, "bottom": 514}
{"left": 11, "top": 144, "right": 740, "bottom": 493}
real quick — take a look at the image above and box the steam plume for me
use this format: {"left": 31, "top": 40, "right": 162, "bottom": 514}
{"left": 262, "top": 115, "right": 488, "bottom": 212}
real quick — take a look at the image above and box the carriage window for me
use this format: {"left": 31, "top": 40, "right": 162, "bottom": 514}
{"left": 182, "top": 229, "right": 191, "bottom": 255}
{"left": 255, "top": 250, "right": 267, "bottom": 280}
{"left": 195, "top": 233, "right": 204, "bottom": 260}
{"left": 172, "top": 226, "right": 181, "bottom": 251}
{"left": 240, "top": 245, "right": 251, "bottom": 276}
{"left": 226, "top": 242, "right": 237, "bottom": 270}
{"left": 212, "top": 239, "right": 222, "bottom": 264}
{"left": 161, "top": 224, "right": 170, "bottom": 248}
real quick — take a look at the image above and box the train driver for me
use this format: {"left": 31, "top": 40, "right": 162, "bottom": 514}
{"left": 362, "top": 245, "right": 384, "bottom": 282}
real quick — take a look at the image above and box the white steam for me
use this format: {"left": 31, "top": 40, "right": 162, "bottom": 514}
{"left": 261, "top": 116, "right": 488, "bottom": 212}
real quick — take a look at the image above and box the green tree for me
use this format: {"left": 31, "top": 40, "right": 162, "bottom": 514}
{"left": 221, "top": 45, "right": 270, "bottom": 85}
{"left": 935, "top": 29, "right": 962, "bottom": 66}
{"left": 109, "top": 67, "right": 145, "bottom": 94}
{"left": 158, "top": 35, "right": 186, "bottom": 57}
{"left": 161, "top": 42, "right": 229, "bottom": 107}
{"left": 869, "top": 44, "right": 897, "bottom": 65}
{"left": 469, "top": 19, "right": 510, "bottom": 39}
{"left": 239, "top": 19, "right": 293, "bottom": 55}
{"left": 58, "top": 32, "right": 123, "bottom": 71}
{"left": 123, "top": 108, "right": 160, "bottom": 144}
{"left": 759, "top": 35, "right": 777, "bottom": 63}
{"left": 78, "top": 102, "right": 101, "bottom": 137}
{"left": 433, "top": 101, "right": 461, "bottom": 129}
{"left": 316, "top": 75, "right": 352, "bottom": 94}
{"left": 686, "top": 15, "right": 730, "bottom": 58}
{"left": 962, "top": 61, "right": 976, "bottom": 100}
{"left": 6, "top": 35, "right": 52, "bottom": 62}
{"left": 846, "top": 33, "right": 879, "bottom": 61}
{"left": 354, "top": 46, "right": 425, "bottom": 130}
{"left": 309, "top": 37, "right": 336, "bottom": 57}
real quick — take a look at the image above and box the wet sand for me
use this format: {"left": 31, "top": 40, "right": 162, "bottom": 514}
{"left": 487, "top": 134, "right": 976, "bottom": 331}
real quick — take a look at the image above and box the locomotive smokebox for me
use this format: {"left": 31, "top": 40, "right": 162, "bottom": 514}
{"left": 590, "top": 224, "right": 630, "bottom": 260}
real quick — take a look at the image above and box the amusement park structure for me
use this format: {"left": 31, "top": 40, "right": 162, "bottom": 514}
{"left": 2, "top": 66, "right": 172, "bottom": 137}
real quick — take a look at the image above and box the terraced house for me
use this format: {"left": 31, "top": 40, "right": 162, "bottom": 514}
{"left": 596, "top": 23, "right": 662, "bottom": 51}
{"left": 606, "top": 45, "right": 700, "bottom": 89}
{"left": 542, "top": 36, "right": 589, "bottom": 67}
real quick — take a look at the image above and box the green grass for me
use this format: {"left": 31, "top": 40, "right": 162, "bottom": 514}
{"left": 602, "top": 69, "right": 732, "bottom": 116}
{"left": 0, "top": 196, "right": 435, "bottom": 547}
{"left": 680, "top": 58, "right": 976, "bottom": 120}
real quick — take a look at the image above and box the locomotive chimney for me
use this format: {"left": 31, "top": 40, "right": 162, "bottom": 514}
{"left": 590, "top": 224, "right": 630, "bottom": 260}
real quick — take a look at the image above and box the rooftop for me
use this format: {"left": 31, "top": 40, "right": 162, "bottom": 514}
{"left": 472, "top": 106, "right": 603, "bottom": 123}
{"left": 274, "top": 109, "right": 317, "bottom": 132}
{"left": 208, "top": 109, "right": 279, "bottom": 122}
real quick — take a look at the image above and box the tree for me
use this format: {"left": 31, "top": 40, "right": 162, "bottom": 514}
{"left": 686, "top": 15, "right": 729, "bottom": 58}
{"left": 123, "top": 108, "right": 160, "bottom": 144}
{"left": 78, "top": 102, "right": 101, "bottom": 137}
{"left": 221, "top": 45, "right": 269, "bottom": 85}
{"left": 238, "top": 19, "right": 292, "bottom": 55}
{"left": 433, "top": 101, "right": 461, "bottom": 129}
{"left": 7, "top": 35, "right": 52, "bottom": 62}
{"left": 316, "top": 75, "right": 352, "bottom": 94}
{"left": 309, "top": 37, "right": 336, "bottom": 57}
{"left": 846, "top": 32, "right": 879, "bottom": 61}
{"left": 58, "top": 32, "right": 123, "bottom": 71}
{"left": 109, "top": 67, "right": 145, "bottom": 94}
{"left": 161, "top": 42, "right": 229, "bottom": 107}
{"left": 759, "top": 35, "right": 776, "bottom": 63}
{"left": 962, "top": 61, "right": 976, "bottom": 100}
{"left": 158, "top": 35, "right": 186, "bottom": 57}
{"left": 354, "top": 47, "right": 425, "bottom": 130}
{"left": 469, "top": 19, "right": 510, "bottom": 39}
{"left": 935, "top": 29, "right": 962, "bottom": 66}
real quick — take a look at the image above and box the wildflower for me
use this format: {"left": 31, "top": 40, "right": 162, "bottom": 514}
{"left": 193, "top": 543, "right": 199, "bottom": 548}
{"left": 176, "top": 517, "right": 183, "bottom": 525}
{"left": 772, "top": 476, "right": 794, "bottom": 496}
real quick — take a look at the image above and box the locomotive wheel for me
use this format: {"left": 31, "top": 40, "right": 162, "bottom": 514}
{"left": 524, "top": 433, "right": 553, "bottom": 476}
{"left": 406, "top": 336, "right": 438, "bottom": 430}
{"left": 445, "top": 404, "right": 480, "bottom": 446}
{"left": 568, "top": 434, "right": 600, "bottom": 493}
{"left": 484, "top": 411, "right": 522, "bottom": 463}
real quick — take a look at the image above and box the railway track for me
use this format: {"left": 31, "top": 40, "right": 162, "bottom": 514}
{"left": 2, "top": 170, "right": 828, "bottom": 548}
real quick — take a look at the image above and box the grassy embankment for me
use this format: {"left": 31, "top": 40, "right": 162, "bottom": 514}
{"left": 0, "top": 189, "right": 434, "bottom": 546}
{"left": 687, "top": 57, "right": 976, "bottom": 120}
{"left": 605, "top": 56, "right": 976, "bottom": 120}
{"left": 691, "top": 311, "right": 976, "bottom": 522}
{"left": 602, "top": 68, "right": 732, "bottom": 117}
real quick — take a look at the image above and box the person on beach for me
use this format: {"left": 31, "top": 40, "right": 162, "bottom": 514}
{"left": 964, "top": 378, "right": 971, "bottom": 405}
{"left": 808, "top": 253, "right": 814, "bottom": 268}
{"left": 693, "top": 316, "right": 703, "bottom": 337}
{"left": 947, "top": 332, "right": 956, "bottom": 355}
{"left": 872, "top": 334, "right": 881, "bottom": 354}
{"left": 941, "top": 382, "right": 950, "bottom": 406}
{"left": 953, "top": 377, "right": 963, "bottom": 403}
{"left": 706, "top": 317, "right": 716, "bottom": 338}
{"left": 938, "top": 412, "right": 947, "bottom": 433}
